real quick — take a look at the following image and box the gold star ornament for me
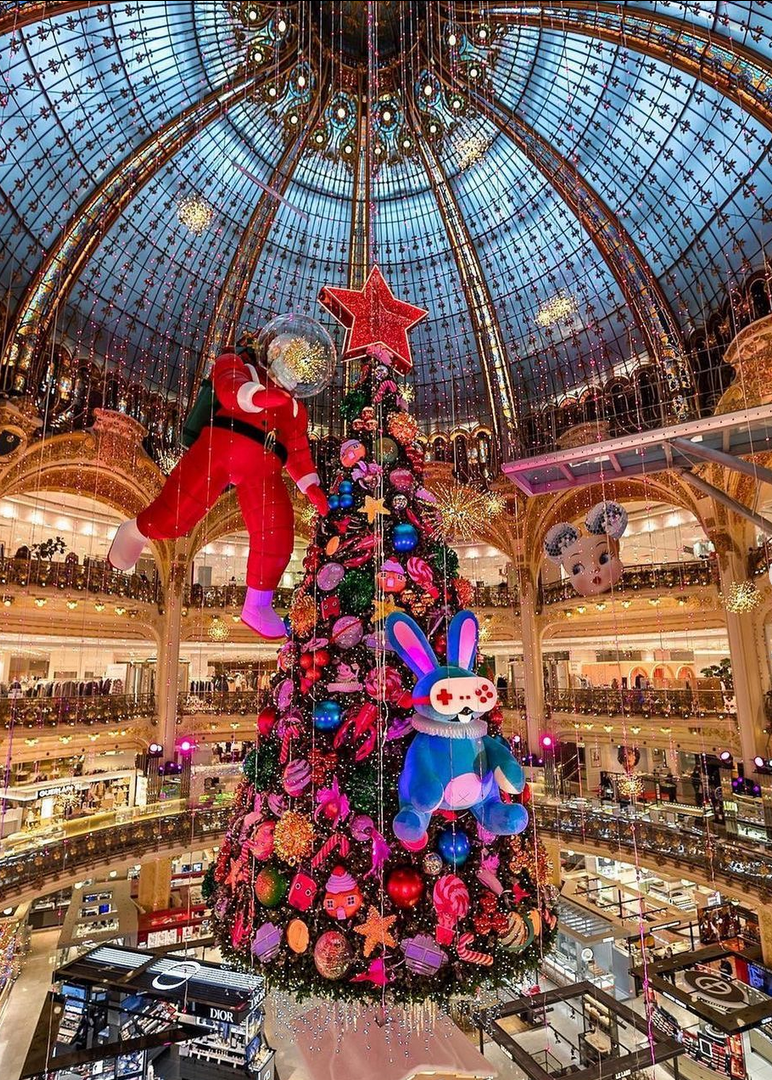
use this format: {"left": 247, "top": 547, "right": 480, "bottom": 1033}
{"left": 373, "top": 597, "right": 401, "bottom": 623}
{"left": 359, "top": 495, "right": 390, "bottom": 523}
{"left": 354, "top": 905, "right": 398, "bottom": 957}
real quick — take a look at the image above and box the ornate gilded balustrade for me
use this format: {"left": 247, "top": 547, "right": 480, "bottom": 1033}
{"left": 536, "top": 803, "right": 772, "bottom": 903}
{"left": 0, "top": 556, "right": 162, "bottom": 605}
{"left": 178, "top": 690, "right": 268, "bottom": 717}
{"left": 0, "top": 693, "right": 156, "bottom": 730}
{"left": 540, "top": 559, "right": 715, "bottom": 608}
{"left": 1, "top": 798, "right": 771, "bottom": 906}
{"left": 0, "top": 803, "right": 231, "bottom": 903}
{"left": 183, "top": 583, "right": 294, "bottom": 611}
{"left": 547, "top": 687, "right": 729, "bottom": 719}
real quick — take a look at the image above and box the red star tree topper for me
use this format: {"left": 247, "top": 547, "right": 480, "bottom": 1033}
{"left": 318, "top": 265, "right": 428, "bottom": 373}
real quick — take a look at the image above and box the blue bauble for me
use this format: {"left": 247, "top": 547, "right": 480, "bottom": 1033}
{"left": 339, "top": 494, "right": 354, "bottom": 509}
{"left": 313, "top": 700, "right": 343, "bottom": 731}
{"left": 393, "top": 523, "right": 418, "bottom": 552}
{"left": 328, "top": 495, "right": 341, "bottom": 510}
{"left": 339, "top": 480, "right": 353, "bottom": 494}
{"left": 437, "top": 827, "right": 471, "bottom": 868}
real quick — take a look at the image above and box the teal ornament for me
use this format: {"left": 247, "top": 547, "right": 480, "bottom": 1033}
{"left": 393, "top": 523, "right": 419, "bottom": 552}
{"left": 314, "top": 700, "right": 343, "bottom": 731}
{"left": 437, "top": 827, "right": 471, "bottom": 868}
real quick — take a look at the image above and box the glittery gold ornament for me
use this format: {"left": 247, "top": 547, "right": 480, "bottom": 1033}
{"left": 432, "top": 483, "right": 505, "bottom": 541}
{"left": 387, "top": 411, "right": 419, "bottom": 445}
{"left": 289, "top": 593, "right": 317, "bottom": 637}
{"left": 273, "top": 810, "right": 314, "bottom": 865}
{"left": 282, "top": 337, "right": 328, "bottom": 384}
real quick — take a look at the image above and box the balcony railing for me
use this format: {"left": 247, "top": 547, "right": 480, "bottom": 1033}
{"left": 547, "top": 687, "right": 731, "bottom": 719}
{"left": 178, "top": 690, "right": 268, "bottom": 717}
{"left": 540, "top": 559, "right": 715, "bottom": 607}
{"left": 183, "top": 583, "right": 294, "bottom": 611}
{"left": 536, "top": 803, "right": 772, "bottom": 902}
{"left": 0, "top": 556, "right": 162, "bottom": 605}
{"left": 0, "top": 802, "right": 231, "bottom": 902}
{"left": 0, "top": 694, "right": 156, "bottom": 730}
{"left": 1, "top": 797, "right": 771, "bottom": 906}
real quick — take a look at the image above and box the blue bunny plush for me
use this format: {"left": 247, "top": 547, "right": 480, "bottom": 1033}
{"left": 386, "top": 609, "right": 528, "bottom": 845}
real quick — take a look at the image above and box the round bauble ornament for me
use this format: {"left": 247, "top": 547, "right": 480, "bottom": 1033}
{"left": 423, "top": 852, "right": 444, "bottom": 876}
{"left": 282, "top": 758, "right": 311, "bottom": 796}
{"left": 313, "top": 700, "right": 343, "bottom": 731}
{"left": 329, "top": 494, "right": 340, "bottom": 511}
{"left": 287, "top": 918, "right": 310, "bottom": 954}
{"left": 250, "top": 820, "right": 276, "bottom": 860}
{"left": 326, "top": 536, "right": 341, "bottom": 556}
{"left": 341, "top": 439, "right": 367, "bottom": 468}
{"left": 331, "top": 615, "right": 364, "bottom": 649}
{"left": 431, "top": 631, "right": 447, "bottom": 660}
{"left": 393, "top": 523, "right": 419, "bottom": 552}
{"left": 255, "top": 313, "right": 336, "bottom": 398}
{"left": 339, "top": 480, "right": 353, "bottom": 495}
{"left": 376, "top": 436, "right": 399, "bottom": 465}
{"left": 389, "top": 467, "right": 414, "bottom": 493}
{"left": 317, "top": 562, "right": 345, "bottom": 592}
{"left": 388, "top": 411, "right": 419, "bottom": 445}
{"left": 386, "top": 866, "right": 425, "bottom": 909}
{"left": 340, "top": 493, "right": 354, "bottom": 509}
{"left": 257, "top": 705, "right": 278, "bottom": 738}
{"left": 254, "top": 866, "right": 289, "bottom": 908}
{"left": 437, "top": 827, "right": 471, "bottom": 868}
{"left": 391, "top": 494, "right": 408, "bottom": 511}
{"left": 313, "top": 930, "right": 353, "bottom": 980}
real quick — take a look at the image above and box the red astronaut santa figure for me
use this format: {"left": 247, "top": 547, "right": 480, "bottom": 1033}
{"left": 108, "top": 322, "right": 330, "bottom": 638}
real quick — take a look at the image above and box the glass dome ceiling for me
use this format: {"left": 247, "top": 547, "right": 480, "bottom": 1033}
{"left": 1, "top": 1, "right": 771, "bottom": 443}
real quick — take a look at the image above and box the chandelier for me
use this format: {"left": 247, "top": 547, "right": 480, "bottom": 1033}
{"left": 208, "top": 615, "right": 230, "bottom": 642}
{"left": 177, "top": 194, "right": 214, "bottom": 234}
{"left": 535, "top": 291, "right": 579, "bottom": 328}
{"left": 720, "top": 580, "right": 762, "bottom": 614}
{"left": 618, "top": 773, "right": 643, "bottom": 799}
{"left": 432, "top": 483, "right": 505, "bottom": 541}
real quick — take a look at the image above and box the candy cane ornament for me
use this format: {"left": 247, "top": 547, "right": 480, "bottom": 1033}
{"left": 457, "top": 932, "right": 494, "bottom": 967}
{"left": 311, "top": 831, "right": 351, "bottom": 869}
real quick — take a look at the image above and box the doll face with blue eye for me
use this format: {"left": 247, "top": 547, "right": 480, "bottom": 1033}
{"left": 562, "top": 535, "right": 623, "bottom": 596}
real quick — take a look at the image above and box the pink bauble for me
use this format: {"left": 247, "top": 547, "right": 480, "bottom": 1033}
{"left": 317, "top": 562, "right": 345, "bottom": 592}
{"left": 389, "top": 468, "right": 414, "bottom": 492}
{"left": 283, "top": 759, "right": 312, "bottom": 796}
{"left": 331, "top": 615, "right": 364, "bottom": 649}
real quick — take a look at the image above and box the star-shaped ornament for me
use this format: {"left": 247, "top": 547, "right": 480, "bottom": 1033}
{"left": 319, "top": 265, "right": 428, "bottom": 374}
{"left": 359, "top": 496, "right": 390, "bottom": 524}
{"left": 511, "top": 882, "right": 530, "bottom": 904}
{"left": 354, "top": 905, "right": 398, "bottom": 957}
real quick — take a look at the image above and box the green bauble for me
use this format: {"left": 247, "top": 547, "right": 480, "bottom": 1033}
{"left": 254, "top": 866, "right": 289, "bottom": 908}
{"left": 242, "top": 748, "right": 258, "bottom": 783}
{"left": 338, "top": 568, "right": 375, "bottom": 614}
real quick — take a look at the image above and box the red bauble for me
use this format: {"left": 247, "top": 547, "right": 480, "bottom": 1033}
{"left": 258, "top": 706, "right": 278, "bottom": 738}
{"left": 432, "top": 631, "right": 447, "bottom": 659}
{"left": 313, "top": 648, "right": 331, "bottom": 668}
{"left": 299, "top": 653, "right": 315, "bottom": 671}
{"left": 386, "top": 866, "right": 425, "bottom": 909}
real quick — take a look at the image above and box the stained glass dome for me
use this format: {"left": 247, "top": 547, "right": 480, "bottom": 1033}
{"left": 1, "top": 1, "right": 771, "bottom": 454}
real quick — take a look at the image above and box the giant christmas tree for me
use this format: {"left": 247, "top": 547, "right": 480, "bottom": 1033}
{"left": 207, "top": 269, "right": 558, "bottom": 1002}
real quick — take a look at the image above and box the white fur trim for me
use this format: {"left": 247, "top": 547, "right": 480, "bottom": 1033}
{"left": 236, "top": 381, "right": 265, "bottom": 413}
{"left": 244, "top": 362, "right": 263, "bottom": 387}
{"left": 296, "top": 472, "right": 320, "bottom": 494}
{"left": 292, "top": 398, "right": 298, "bottom": 417}
{"left": 411, "top": 716, "right": 487, "bottom": 740}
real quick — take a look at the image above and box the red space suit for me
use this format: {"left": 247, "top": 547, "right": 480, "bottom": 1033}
{"left": 108, "top": 349, "right": 328, "bottom": 638}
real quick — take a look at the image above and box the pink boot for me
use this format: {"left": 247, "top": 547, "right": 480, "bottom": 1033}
{"left": 241, "top": 588, "right": 287, "bottom": 639}
{"left": 108, "top": 518, "right": 147, "bottom": 571}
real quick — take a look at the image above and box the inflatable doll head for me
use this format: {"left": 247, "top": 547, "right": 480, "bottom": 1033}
{"left": 543, "top": 500, "right": 628, "bottom": 596}
{"left": 386, "top": 610, "right": 497, "bottom": 724}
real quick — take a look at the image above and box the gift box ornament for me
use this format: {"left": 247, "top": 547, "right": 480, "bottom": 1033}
{"left": 401, "top": 934, "right": 447, "bottom": 975}
{"left": 252, "top": 922, "right": 282, "bottom": 962}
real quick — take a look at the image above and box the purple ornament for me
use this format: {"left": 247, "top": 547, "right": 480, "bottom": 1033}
{"left": 317, "top": 562, "right": 345, "bottom": 592}
{"left": 275, "top": 678, "right": 294, "bottom": 711}
{"left": 350, "top": 814, "right": 375, "bottom": 841}
{"left": 252, "top": 922, "right": 282, "bottom": 962}
{"left": 401, "top": 934, "right": 447, "bottom": 975}
{"left": 331, "top": 615, "right": 364, "bottom": 649}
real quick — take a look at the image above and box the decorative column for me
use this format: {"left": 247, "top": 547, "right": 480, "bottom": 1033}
{"left": 713, "top": 534, "right": 769, "bottom": 776}
{"left": 156, "top": 558, "right": 186, "bottom": 758}
{"left": 138, "top": 856, "right": 172, "bottom": 914}
{"left": 519, "top": 568, "right": 545, "bottom": 757}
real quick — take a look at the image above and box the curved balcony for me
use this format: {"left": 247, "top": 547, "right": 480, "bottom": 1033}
{"left": 540, "top": 559, "right": 715, "bottom": 608}
{"left": 547, "top": 687, "right": 730, "bottom": 719}
{"left": 536, "top": 803, "right": 772, "bottom": 904}
{"left": 0, "top": 802, "right": 231, "bottom": 904}
{"left": 0, "top": 556, "right": 162, "bottom": 605}
{"left": 183, "top": 583, "right": 294, "bottom": 611}
{"left": 0, "top": 693, "right": 156, "bottom": 730}
{"left": 1, "top": 797, "right": 770, "bottom": 908}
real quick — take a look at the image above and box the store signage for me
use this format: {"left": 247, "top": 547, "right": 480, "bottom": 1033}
{"left": 151, "top": 959, "right": 201, "bottom": 991}
{"left": 38, "top": 783, "right": 77, "bottom": 798}
{"left": 683, "top": 970, "right": 746, "bottom": 1010}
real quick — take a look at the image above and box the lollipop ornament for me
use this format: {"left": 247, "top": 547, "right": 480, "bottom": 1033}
{"left": 433, "top": 873, "right": 469, "bottom": 944}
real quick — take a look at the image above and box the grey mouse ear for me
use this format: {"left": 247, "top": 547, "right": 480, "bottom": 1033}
{"left": 544, "top": 522, "right": 581, "bottom": 563}
{"left": 585, "top": 501, "right": 628, "bottom": 539}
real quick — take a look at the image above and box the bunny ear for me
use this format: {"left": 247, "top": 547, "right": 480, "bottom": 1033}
{"left": 447, "top": 611, "right": 479, "bottom": 672}
{"left": 386, "top": 613, "right": 438, "bottom": 677}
